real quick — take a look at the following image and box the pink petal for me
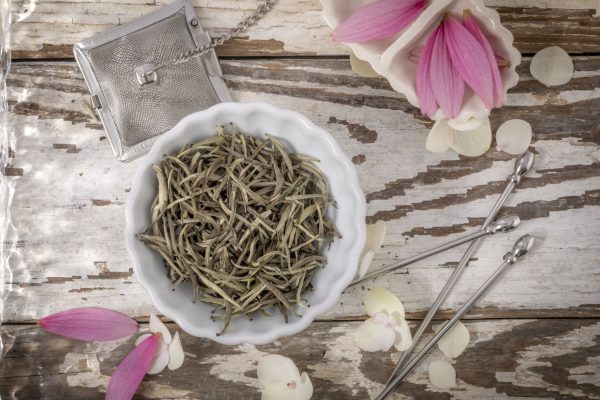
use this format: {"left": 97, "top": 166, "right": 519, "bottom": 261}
{"left": 106, "top": 333, "right": 160, "bottom": 400}
{"left": 429, "top": 24, "right": 464, "bottom": 118}
{"left": 443, "top": 15, "right": 494, "bottom": 109}
{"left": 416, "top": 26, "right": 440, "bottom": 117}
{"left": 333, "top": 0, "right": 427, "bottom": 43}
{"left": 38, "top": 307, "right": 138, "bottom": 341}
{"left": 462, "top": 10, "right": 504, "bottom": 107}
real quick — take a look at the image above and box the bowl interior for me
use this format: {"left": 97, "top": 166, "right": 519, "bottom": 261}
{"left": 126, "top": 103, "right": 365, "bottom": 344}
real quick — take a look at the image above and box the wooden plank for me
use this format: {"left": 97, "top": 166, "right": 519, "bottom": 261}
{"left": 10, "top": 0, "right": 600, "bottom": 59}
{"left": 1, "top": 319, "right": 599, "bottom": 399}
{"left": 4, "top": 58, "right": 600, "bottom": 323}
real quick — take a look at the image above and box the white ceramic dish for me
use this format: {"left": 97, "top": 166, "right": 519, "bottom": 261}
{"left": 125, "top": 102, "right": 366, "bottom": 345}
{"left": 321, "top": 0, "right": 521, "bottom": 130}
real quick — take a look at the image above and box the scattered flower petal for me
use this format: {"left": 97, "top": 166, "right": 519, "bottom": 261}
{"left": 149, "top": 313, "right": 172, "bottom": 344}
{"left": 350, "top": 53, "right": 380, "bottom": 78}
{"left": 168, "top": 332, "right": 185, "bottom": 370}
{"left": 392, "top": 316, "right": 413, "bottom": 351}
{"left": 496, "top": 119, "right": 532, "bottom": 154}
{"left": 257, "top": 354, "right": 313, "bottom": 400}
{"left": 462, "top": 10, "right": 504, "bottom": 107}
{"left": 426, "top": 119, "right": 453, "bottom": 153}
{"left": 365, "top": 221, "right": 387, "bottom": 254}
{"left": 364, "top": 286, "right": 405, "bottom": 318}
{"left": 430, "top": 23, "right": 465, "bottom": 118}
{"left": 358, "top": 250, "right": 375, "bottom": 279}
{"left": 450, "top": 117, "right": 492, "bottom": 157}
{"left": 417, "top": 26, "right": 441, "bottom": 117}
{"left": 436, "top": 321, "right": 470, "bottom": 358}
{"left": 106, "top": 333, "right": 160, "bottom": 400}
{"left": 429, "top": 360, "right": 456, "bottom": 389}
{"left": 38, "top": 307, "right": 138, "bottom": 342}
{"left": 358, "top": 221, "right": 386, "bottom": 278}
{"left": 530, "top": 46, "right": 574, "bottom": 87}
{"left": 332, "top": 0, "right": 427, "bottom": 43}
{"left": 147, "top": 341, "right": 170, "bottom": 374}
{"left": 444, "top": 15, "right": 494, "bottom": 109}
{"left": 135, "top": 333, "right": 170, "bottom": 374}
{"left": 355, "top": 313, "right": 397, "bottom": 352}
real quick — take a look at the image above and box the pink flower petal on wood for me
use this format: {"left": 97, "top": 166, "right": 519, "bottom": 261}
{"left": 462, "top": 10, "right": 504, "bottom": 107}
{"left": 416, "top": 26, "right": 440, "bottom": 117}
{"left": 443, "top": 15, "right": 494, "bottom": 109}
{"left": 429, "top": 24, "right": 464, "bottom": 118}
{"left": 333, "top": 0, "right": 427, "bottom": 43}
{"left": 38, "top": 307, "right": 138, "bottom": 341}
{"left": 106, "top": 333, "right": 160, "bottom": 400}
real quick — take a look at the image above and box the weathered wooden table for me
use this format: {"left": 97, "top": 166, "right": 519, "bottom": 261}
{"left": 2, "top": 1, "right": 599, "bottom": 399}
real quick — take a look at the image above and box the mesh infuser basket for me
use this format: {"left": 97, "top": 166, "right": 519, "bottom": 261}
{"left": 74, "top": 0, "right": 231, "bottom": 161}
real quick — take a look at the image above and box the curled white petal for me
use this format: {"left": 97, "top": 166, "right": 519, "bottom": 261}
{"left": 149, "top": 313, "right": 172, "bottom": 344}
{"left": 530, "top": 46, "right": 574, "bottom": 87}
{"left": 426, "top": 119, "right": 453, "bottom": 153}
{"left": 147, "top": 341, "right": 170, "bottom": 374}
{"left": 436, "top": 321, "right": 470, "bottom": 359}
{"left": 392, "top": 317, "right": 413, "bottom": 352}
{"left": 358, "top": 250, "right": 375, "bottom": 279}
{"left": 258, "top": 354, "right": 302, "bottom": 387}
{"left": 258, "top": 355, "right": 313, "bottom": 400}
{"left": 350, "top": 52, "right": 380, "bottom": 78}
{"left": 168, "top": 331, "right": 185, "bottom": 370}
{"left": 354, "top": 315, "right": 396, "bottom": 352}
{"left": 450, "top": 117, "right": 492, "bottom": 157}
{"left": 429, "top": 360, "right": 456, "bottom": 389}
{"left": 364, "top": 286, "right": 405, "bottom": 318}
{"left": 496, "top": 119, "right": 532, "bottom": 155}
{"left": 365, "top": 221, "right": 386, "bottom": 253}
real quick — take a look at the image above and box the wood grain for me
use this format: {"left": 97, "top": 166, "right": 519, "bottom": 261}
{"left": 3, "top": 58, "right": 600, "bottom": 323}
{"left": 10, "top": 0, "right": 600, "bottom": 59}
{"left": 2, "top": 319, "right": 599, "bottom": 399}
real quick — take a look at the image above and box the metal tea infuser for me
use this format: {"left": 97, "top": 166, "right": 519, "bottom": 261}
{"left": 74, "top": 0, "right": 277, "bottom": 161}
{"left": 377, "top": 235, "right": 536, "bottom": 399}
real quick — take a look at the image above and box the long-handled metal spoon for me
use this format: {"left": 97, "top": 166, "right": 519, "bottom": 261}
{"left": 377, "top": 235, "right": 535, "bottom": 400}
{"left": 386, "top": 151, "right": 535, "bottom": 383}
{"left": 349, "top": 214, "right": 520, "bottom": 287}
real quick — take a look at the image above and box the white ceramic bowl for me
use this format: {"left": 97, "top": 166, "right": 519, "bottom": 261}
{"left": 321, "top": 0, "right": 521, "bottom": 130}
{"left": 125, "top": 102, "right": 366, "bottom": 345}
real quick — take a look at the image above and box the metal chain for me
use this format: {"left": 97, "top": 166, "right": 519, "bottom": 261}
{"left": 152, "top": 0, "right": 277, "bottom": 72}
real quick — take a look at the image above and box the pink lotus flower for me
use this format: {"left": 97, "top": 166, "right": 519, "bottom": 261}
{"left": 106, "top": 333, "right": 160, "bottom": 400}
{"left": 333, "top": 0, "right": 427, "bottom": 43}
{"left": 417, "top": 12, "right": 504, "bottom": 118}
{"left": 38, "top": 307, "right": 138, "bottom": 341}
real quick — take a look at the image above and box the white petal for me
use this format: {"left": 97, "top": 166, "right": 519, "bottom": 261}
{"left": 350, "top": 52, "right": 380, "bottom": 78}
{"left": 429, "top": 360, "right": 456, "bottom": 389}
{"left": 436, "top": 321, "right": 470, "bottom": 359}
{"left": 365, "top": 221, "right": 386, "bottom": 253}
{"left": 496, "top": 119, "right": 532, "bottom": 155}
{"left": 392, "top": 317, "right": 413, "bottom": 352}
{"left": 135, "top": 333, "right": 152, "bottom": 346}
{"left": 147, "top": 341, "right": 170, "bottom": 374}
{"left": 426, "top": 119, "right": 453, "bottom": 153}
{"left": 364, "top": 286, "right": 405, "bottom": 318}
{"left": 450, "top": 117, "right": 492, "bottom": 157}
{"left": 257, "top": 354, "right": 302, "bottom": 387}
{"left": 296, "top": 372, "right": 314, "bottom": 400}
{"left": 149, "top": 313, "right": 172, "bottom": 344}
{"left": 354, "top": 318, "right": 396, "bottom": 352}
{"left": 168, "top": 331, "right": 185, "bottom": 370}
{"left": 530, "top": 46, "right": 574, "bottom": 87}
{"left": 358, "top": 250, "right": 375, "bottom": 279}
